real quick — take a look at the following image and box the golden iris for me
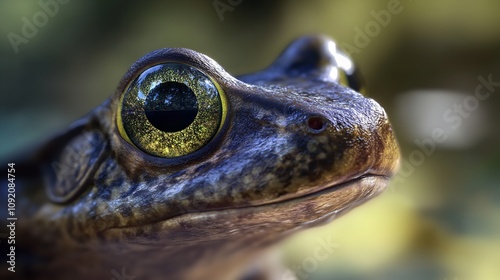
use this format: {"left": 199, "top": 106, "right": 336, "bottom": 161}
{"left": 117, "top": 63, "right": 227, "bottom": 157}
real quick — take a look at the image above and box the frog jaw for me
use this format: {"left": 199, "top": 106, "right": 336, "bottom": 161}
{"left": 102, "top": 175, "right": 388, "bottom": 246}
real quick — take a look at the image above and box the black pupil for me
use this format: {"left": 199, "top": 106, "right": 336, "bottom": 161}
{"left": 144, "top": 82, "right": 198, "bottom": 132}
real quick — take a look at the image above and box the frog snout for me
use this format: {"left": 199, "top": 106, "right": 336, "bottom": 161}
{"left": 304, "top": 97, "right": 400, "bottom": 180}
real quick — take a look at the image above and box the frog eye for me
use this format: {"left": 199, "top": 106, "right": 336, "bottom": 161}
{"left": 117, "top": 63, "right": 227, "bottom": 157}
{"left": 335, "top": 49, "right": 366, "bottom": 94}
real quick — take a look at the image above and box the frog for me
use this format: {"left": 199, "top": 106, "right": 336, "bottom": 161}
{"left": 1, "top": 35, "right": 399, "bottom": 280}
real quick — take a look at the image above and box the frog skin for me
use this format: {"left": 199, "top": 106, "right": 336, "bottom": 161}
{"left": 2, "top": 35, "right": 399, "bottom": 280}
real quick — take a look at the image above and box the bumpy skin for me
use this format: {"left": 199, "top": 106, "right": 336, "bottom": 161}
{"left": 2, "top": 36, "right": 399, "bottom": 280}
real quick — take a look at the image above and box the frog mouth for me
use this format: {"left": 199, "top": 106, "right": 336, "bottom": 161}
{"left": 302, "top": 173, "right": 389, "bottom": 201}
{"left": 103, "top": 174, "right": 389, "bottom": 244}
{"left": 261, "top": 174, "right": 390, "bottom": 225}
{"left": 254, "top": 172, "right": 391, "bottom": 209}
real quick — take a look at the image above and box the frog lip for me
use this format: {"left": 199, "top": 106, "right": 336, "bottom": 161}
{"left": 246, "top": 171, "right": 392, "bottom": 208}
{"left": 283, "top": 174, "right": 390, "bottom": 221}
{"left": 323, "top": 173, "right": 390, "bottom": 191}
{"left": 277, "top": 173, "right": 390, "bottom": 205}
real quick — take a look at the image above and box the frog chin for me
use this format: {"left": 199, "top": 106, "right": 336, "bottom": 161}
{"left": 103, "top": 175, "right": 389, "bottom": 245}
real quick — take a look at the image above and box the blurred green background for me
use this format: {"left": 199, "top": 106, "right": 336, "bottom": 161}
{"left": 1, "top": 0, "right": 499, "bottom": 279}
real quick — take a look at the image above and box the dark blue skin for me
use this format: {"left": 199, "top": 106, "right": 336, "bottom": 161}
{"left": 3, "top": 35, "right": 399, "bottom": 280}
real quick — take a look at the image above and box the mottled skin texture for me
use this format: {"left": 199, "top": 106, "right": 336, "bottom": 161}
{"left": 3, "top": 36, "right": 399, "bottom": 280}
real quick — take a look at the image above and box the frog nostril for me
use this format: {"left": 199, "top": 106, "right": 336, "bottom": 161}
{"left": 307, "top": 116, "right": 327, "bottom": 132}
